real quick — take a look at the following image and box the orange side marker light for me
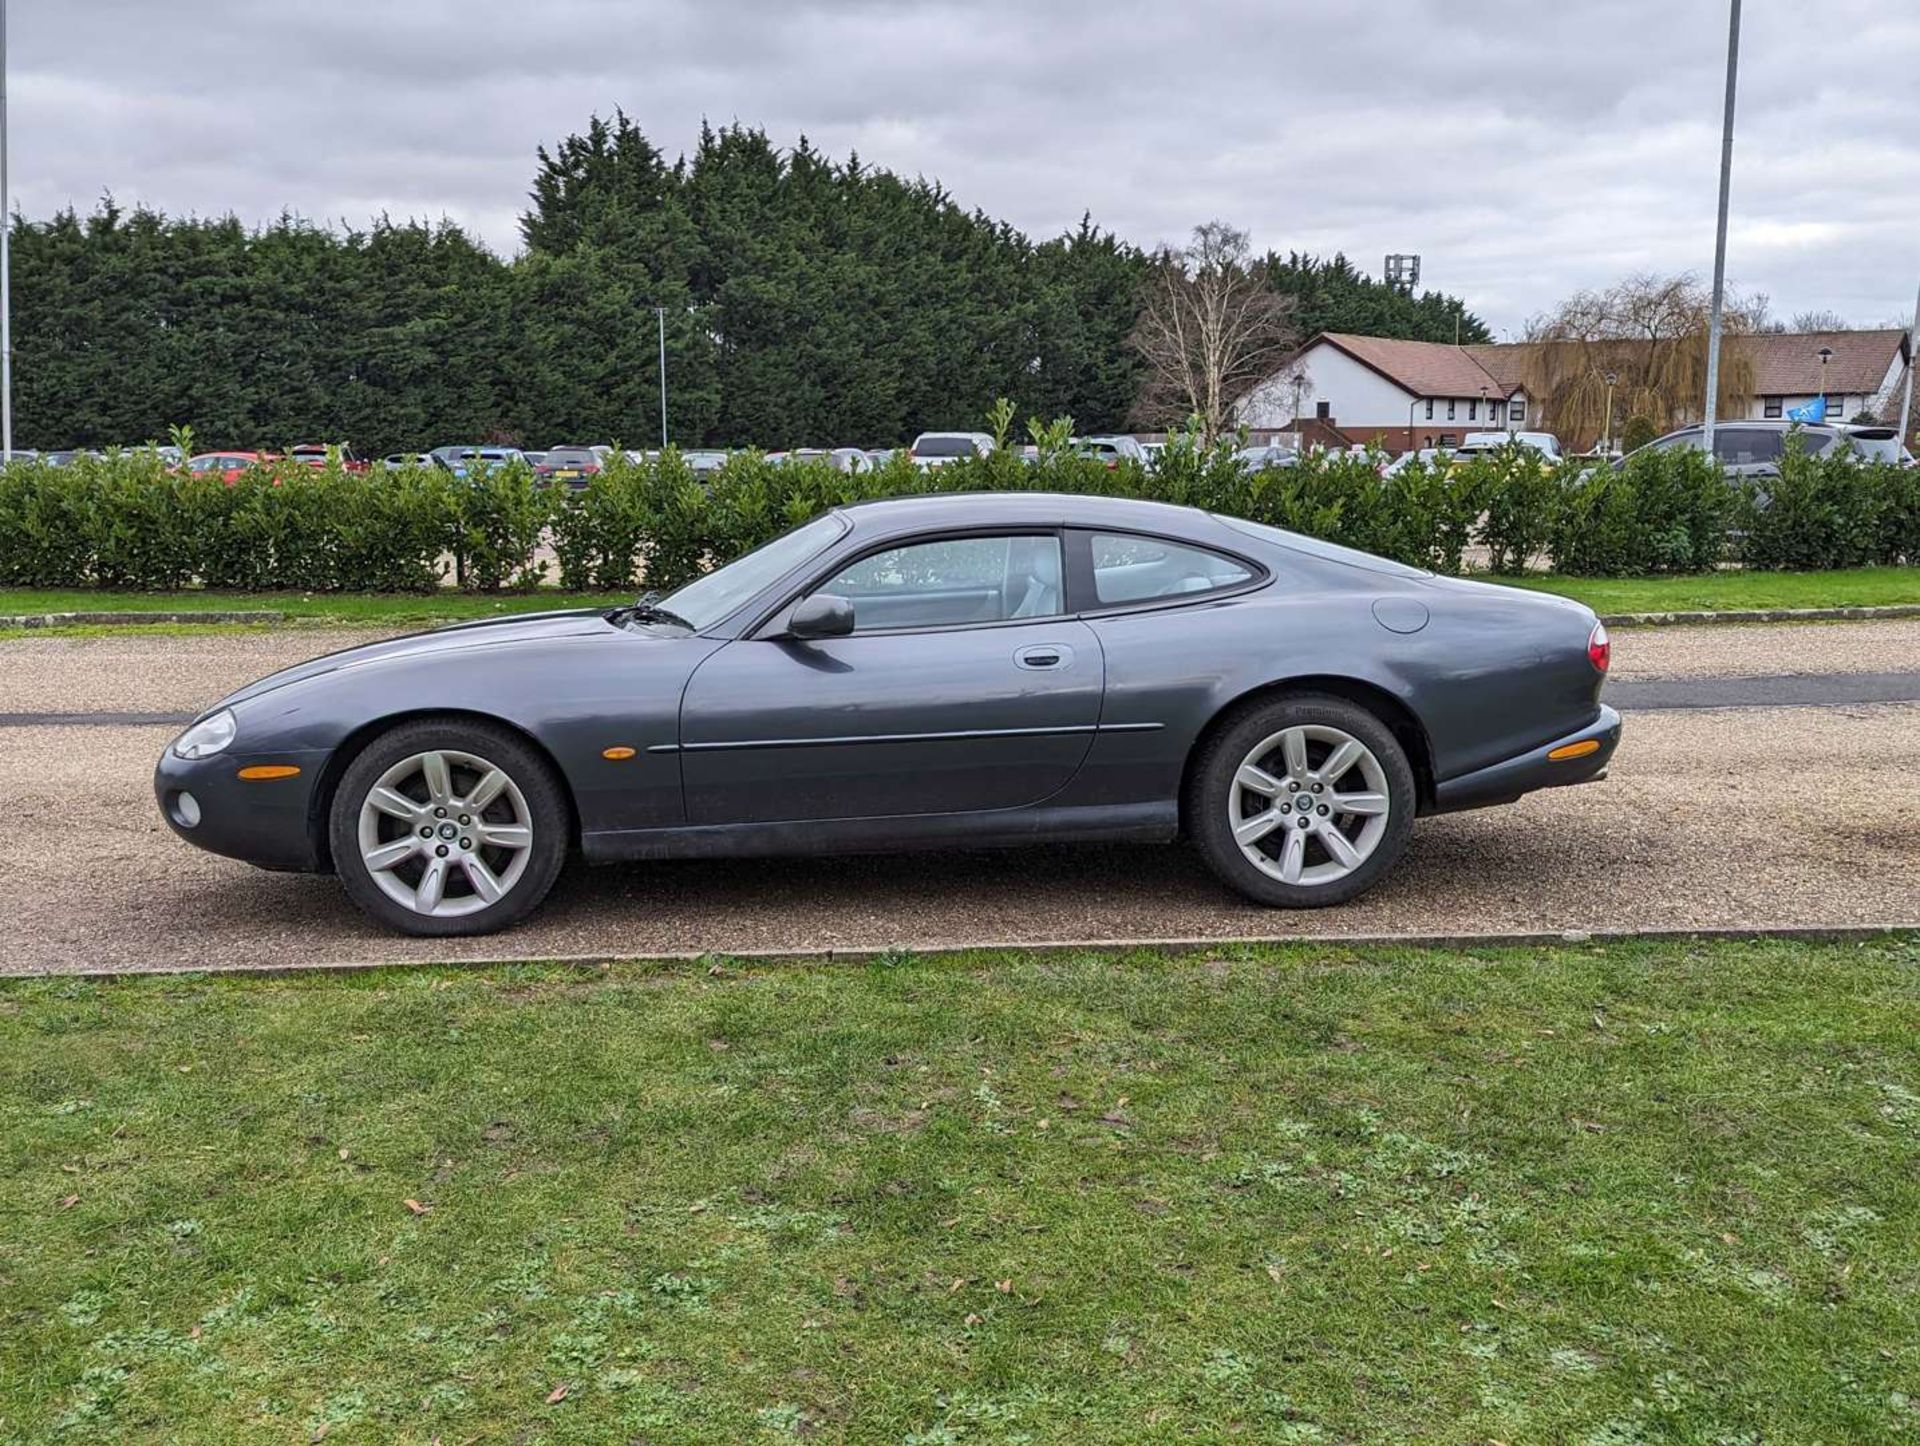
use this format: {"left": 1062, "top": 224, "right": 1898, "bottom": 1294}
{"left": 1547, "top": 740, "right": 1601, "bottom": 762}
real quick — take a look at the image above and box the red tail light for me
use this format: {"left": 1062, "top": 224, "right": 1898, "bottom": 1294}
{"left": 1587, "top": 621, "right": 1611, "bottom": 674}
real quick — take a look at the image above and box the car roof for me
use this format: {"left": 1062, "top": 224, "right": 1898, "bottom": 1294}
{"left": 834, "top": 490, "right": 1230, "bottom": 539}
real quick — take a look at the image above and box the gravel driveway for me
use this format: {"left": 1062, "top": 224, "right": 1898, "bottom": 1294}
{"left": 1, "top": 621, "right": 1915, "bottom": 973}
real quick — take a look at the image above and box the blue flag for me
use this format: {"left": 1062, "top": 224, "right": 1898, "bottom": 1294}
{"left": 1786, "top": 396, "right": 1827, "bottom": 423}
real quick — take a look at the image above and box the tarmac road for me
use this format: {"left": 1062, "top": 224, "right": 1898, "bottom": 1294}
{"left": 0, "top": 620, "right": 1915, "bottom": 973}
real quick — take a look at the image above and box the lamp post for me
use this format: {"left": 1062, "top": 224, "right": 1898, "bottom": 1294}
{"left": 1407, "top": 394, "right": 1418, "bottom": 457}
{"left": 655, "top": 306, "right": 668, "bottom": 448}
{"left": 1, "top": 0, "right": 12, "bottom": 463}
{"left": 1702, "top": 0, "right": 1742, "bottom": 452}
{"left": 1816, "top": 344, "right": 1832, "bottom": 416}
{"left": 1478, "top": 384, "right": 1488, "bottom": 429}
{"left": 1603, "top": 370, "right": 1618, "bottom": 455}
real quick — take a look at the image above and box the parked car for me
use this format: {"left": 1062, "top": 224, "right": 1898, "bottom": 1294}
{"left": 522, "top": 450, "right": 549, "bottom": 469}
{"left": 42, "top": 449, "right": 105, "bottom": 468}
{"left": 1455, "top": 430, "right": 1562, "bottom": 461}
{"left": 187, "top": 452, "right": 278, "bottom": 484}
{"left": 288, "top": 443, "right": 370, "bottom": 473}
{"left": 537, "top": 446, "right": 604, "bottom": 487}
{"left": 1139, "top": 441, "right": 1166, "bottom": 464}
{"left": 907, "top": 431, "right": 995, "bottom": 468}
{"left": 681, "top": 449, "right": 731, "bottom": 481}
{"left": 1072, "top": 435, "right": 1148, "bottom": 468}
{"left": 1, "top": 448, "right": 39, "bottom": 462}
{"left": 1620, "top": 420, "right": 1903, "bottom": 478}
{"left": 1234, "top": 444, "right": 1298, "bottom": 472}
{"left": 1379, "top": 447, "right": 1453, "bottom": 478}
{"left": 155, "top": 492, "right": 1619, "bottom": 937}
{"left": 432, "top": 446, "right": 528, "bottom": 478}
{"left": 381, "top": 453, "right": 437, "bottom": 469}
{"left": 866, "top": 448, "right": 898, "bottom": 468}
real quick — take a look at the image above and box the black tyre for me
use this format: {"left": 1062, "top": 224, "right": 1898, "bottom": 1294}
{"left": 329, "top": 718, "right": 570, "bottom": 937}
{"left": 1187, "top": 692, "right": 1416, "bottom": 908}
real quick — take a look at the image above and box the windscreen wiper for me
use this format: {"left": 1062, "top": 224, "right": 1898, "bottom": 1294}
{"left": 610, "top": 596, "right": 693, "bottom": 630}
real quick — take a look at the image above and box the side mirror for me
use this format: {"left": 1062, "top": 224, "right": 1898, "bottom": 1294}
{"left": 787, "top": 593, "right": 854, "bottom": 640}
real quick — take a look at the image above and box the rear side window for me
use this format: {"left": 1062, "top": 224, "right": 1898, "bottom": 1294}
{"left": 1089, "top": 533, "right": 1254, "bottom": 606}
{"left": 1714, "top": 430, "right": 1785, "bottom": 466}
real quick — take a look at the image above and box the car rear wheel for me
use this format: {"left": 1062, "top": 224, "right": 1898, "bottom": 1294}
{"left": 1188, "top": 693, "right": 1415, "bottom": 908}
{"left": 329, "top": 719, "right": 569, "bottom": 936}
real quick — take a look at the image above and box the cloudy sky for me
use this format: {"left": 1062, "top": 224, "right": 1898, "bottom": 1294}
{"left": 17, "top": 0, "right": 1920, "bottom": 335}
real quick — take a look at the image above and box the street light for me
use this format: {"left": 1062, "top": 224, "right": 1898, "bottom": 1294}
{"left": 1407, "top": 394, "right": 1419, "bottom": 458}
{"left": 1603, "top": 370, "right": 1618, "bottom": 455}
{"left": 1702, "top": 0, "right": 1742, "bottom": 453}
{"left": 1478, "top": 384, "right": 1488, "bottom": 427}
{"left": 652, "top": 301, "right": 668, "bottom": 443}
{"left": 2, "top": 0, "right": 13, "bottom": 463}
{"left": 1816, "top": 345, "right": 1833, "bottom": 414}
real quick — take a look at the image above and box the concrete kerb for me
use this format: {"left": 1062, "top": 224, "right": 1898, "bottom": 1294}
{"left": 11, "top": 923, "right": 1914, "bottom": 983}
{"left": 1600, "top": 604, "right": 1920, "bottom": 627}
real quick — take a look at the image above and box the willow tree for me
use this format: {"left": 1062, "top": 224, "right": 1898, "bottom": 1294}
{"left": 1515, "top": 274, "right": 1760, "bottom": 449}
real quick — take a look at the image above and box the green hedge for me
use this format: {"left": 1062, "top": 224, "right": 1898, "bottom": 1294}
{"left": 0, "top": 436, "right": 1915, "bottom": 593}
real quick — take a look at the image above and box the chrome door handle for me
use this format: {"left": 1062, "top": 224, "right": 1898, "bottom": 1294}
{"left": 1015, "top": 644, "right": 1073, "bottom": 670}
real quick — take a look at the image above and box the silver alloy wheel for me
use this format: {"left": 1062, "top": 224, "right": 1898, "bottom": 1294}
{"left": 355, "top": 749, "right": 534, "bottom": 918}
{"left": 1226, "top": 724, "right": 1391, "bottom": 886}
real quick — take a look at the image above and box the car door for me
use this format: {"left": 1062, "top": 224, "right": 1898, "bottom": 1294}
{"left": 678, "top": 531, "right": 1102, "bottom": 824}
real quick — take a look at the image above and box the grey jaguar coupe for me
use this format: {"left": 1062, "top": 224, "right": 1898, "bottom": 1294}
{"left": 156, "top": 493, "right": 1620, "bottom": 936}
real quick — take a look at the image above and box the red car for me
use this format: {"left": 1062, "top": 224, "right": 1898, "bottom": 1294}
{"left": 186, "top": 452, "right": 279, "bottom": 484}
{"left": 288, "top": 443, "right": 370, "bottom": 474}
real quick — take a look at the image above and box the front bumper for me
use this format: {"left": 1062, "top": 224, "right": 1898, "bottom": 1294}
{"left": 154, "top": 745, "right": 332, "bottom": 872}
{"left": 1430, "top": 704, "right": 1621, "bottom": 815}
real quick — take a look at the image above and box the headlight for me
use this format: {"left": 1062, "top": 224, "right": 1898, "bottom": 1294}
{"left": 172, "top": 709, "right": 237, "bottom": 760}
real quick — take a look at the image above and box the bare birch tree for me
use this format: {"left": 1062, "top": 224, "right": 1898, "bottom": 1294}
{"left": 1129, "top": 222, "right": 1298, "bottom": 443}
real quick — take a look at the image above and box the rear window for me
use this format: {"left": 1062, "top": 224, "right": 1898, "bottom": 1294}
{"left": 1216, "top": 515, "right": 1432, "bottom": 578}
{"left": 913, "top": 436, "right": 978, "bottom": 459}
{"left": 545, "top": 449, "right": 599, "bottom": 465}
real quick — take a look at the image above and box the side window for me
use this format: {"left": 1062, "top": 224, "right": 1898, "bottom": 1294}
{"left": 1714, "top": 429, "right": 1784, "bottom": 466}
{"left": 819, "top": 534, "right": 1062, "bottom": 632}
{"left": 1089, "top": 533, "right": 1255, "bottom": 606}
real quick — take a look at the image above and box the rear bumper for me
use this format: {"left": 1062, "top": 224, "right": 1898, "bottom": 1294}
{"left": 1430, "top": 705, "right": 1621, "bottom": 815}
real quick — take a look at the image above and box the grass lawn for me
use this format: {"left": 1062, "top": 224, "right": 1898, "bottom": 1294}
{"left": 3, "top": 937, "right": 1918, "bottom": 1443}
{"left": 0, "top": 588, "right": 631, "bottom": 628}
{"left": 1494, "top": 565, "right": 1920, "bottom": 616}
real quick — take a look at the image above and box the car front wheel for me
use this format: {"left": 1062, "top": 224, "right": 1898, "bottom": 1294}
{"left": 1188, "top": 693, "right": 1416, "bottom": 908}
{"left": 329, "top": 719, "right": 569, "bottom": 936}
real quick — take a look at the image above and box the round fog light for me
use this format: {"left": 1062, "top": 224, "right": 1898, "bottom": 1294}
{"left": 172, "top": 791, "right": 201, "bottom": 828}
